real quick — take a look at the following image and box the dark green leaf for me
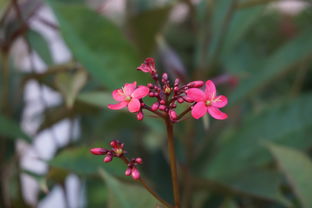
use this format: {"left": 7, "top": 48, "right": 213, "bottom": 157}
{"left": 99, "top": 169, "right": 160, "bottom": 208}
{"left": 49, "top": 147, "right": 125, "bottom": 176}
{"left": 26, "top": 29, "right": 53, "bottom": 66}
{"left": 231, "top": 28, "right": 312, "bottom": 104}
{"left": 268, "top": 144, "right": 312, "bottom": 208}
{"left": 0, "top": 115, "right": 31, "bottom": 143}
{"left": 48, "top": 1, "right": 146, "bottom": 89}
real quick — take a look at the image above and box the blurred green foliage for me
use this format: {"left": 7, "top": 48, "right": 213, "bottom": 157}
{"left": 0, "top": 0, "right": 312, "bottom": 207}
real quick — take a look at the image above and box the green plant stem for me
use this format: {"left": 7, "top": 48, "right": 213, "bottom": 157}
{"left": 120, "top": 156, "right": 173, "bottom": 208}
{"left": 165, "top": 118, "right": 180, "bottom": 208}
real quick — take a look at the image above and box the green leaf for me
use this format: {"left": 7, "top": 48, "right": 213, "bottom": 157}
{"left": 55, "top": 70, "right": 88, "bottom": 108}
{"left": 200, "top": 94, "right": 312, "bottom": 204}
{"left": 127, "top": 6, "right": 172, "bottom": 56}
{"left": 99, "top": 169, "right": 160, "bottom": 208}
{"left": 268, "top": 144, "right": 312, "bottom": 208}
{"left": 48, "top": 1, "right": 146, "bottom": 89}
{"left": 49, "top": 147, "right": 125, "bottom": 176}
{"left": 221, "top": 5, "right": 264, "bottom": 55}
{"left": 26, "top": 29, "right": 53, "bottom": 66}
{"left": 77, "top": 91, "right": 112, "bottom": 108}
{"left": 231, "top": 28, "right": 312, "bottom": 104}
{"left": 0, "top": 115, "right": 31, "bottom": 143}
{"left": 205, "top": 93, "right": 312, "bottom": 178}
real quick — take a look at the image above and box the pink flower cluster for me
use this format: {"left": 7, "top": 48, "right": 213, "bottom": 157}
{"left": 107, "top": 57, "right": 228, "bottom": 121}
{"left": 90, "top": 140, "right": 142, "bottom": 180}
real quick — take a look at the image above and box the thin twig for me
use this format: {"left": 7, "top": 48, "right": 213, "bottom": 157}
{"left": 120, "top": 156, "right": 173, "bottom": 208}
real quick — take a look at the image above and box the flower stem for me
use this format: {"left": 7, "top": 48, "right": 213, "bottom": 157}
{"left": 165, "top": 118, "right": 180, "bottom": 208}
{"left": 120, "top": 156, "right": 172, "bottom": 208}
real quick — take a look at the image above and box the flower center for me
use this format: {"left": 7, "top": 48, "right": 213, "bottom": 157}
{"left": 125, "top": 96, "right": 131, "bottom": 101}
{"left": 205, "top": 100, "right": 212, "bottom": 106}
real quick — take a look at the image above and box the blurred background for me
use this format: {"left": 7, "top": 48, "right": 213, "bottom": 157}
{"left": 0, "top": 0, "right": 312, "bottom": 207}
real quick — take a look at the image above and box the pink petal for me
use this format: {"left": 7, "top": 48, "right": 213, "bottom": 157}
{"left": 123, "top": 82, "right": 137, "bottom": 96}
{"left": 212, "top": 95, "right": 228, "bottom": 108}
{"left": 191, "top": 101, "right": 207, "bottom": 119}
{"left": 131, "top": 86, "right": 149, "bottom": 99}
{"left": 137, "top": 64, "right": 150, "bottom": 72}
{"left": 107, "top": 101, "right": 128, "bottom": 110}
{"left": 112, "top": 89, "right": 125, "bottom": 101}
{"left": 186, "top": 88, "right": 206, "bottom": 102}
{"left": 205, "top": 80, "right": 216, "bottom": 100}
{"left": 127, "top": 98, "right": 141, "bottom": 112}
{"left": 207, "top": 106, "right": 228, "bottom": 120}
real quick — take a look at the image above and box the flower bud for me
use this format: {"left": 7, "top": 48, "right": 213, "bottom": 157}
{"left": 159, "top": 105, "right": 166, "bottom": 111}
{"left": 90, "top": 148, "right": 108, "bottom": 155}
{"left": 125, "top": 168, "right": 132, "bottom": 176}
{"left": 135, "top": 157, "right": 143, "bottom": 164}
{"left": 162, "top": 73, "right": 168, "bottom": 80}
{"left": 169, "top": 110, "right": 177, "bottom": 121}
{"left": 174, "top": 78, "right": 180, "bottom": 86}
{"left": 137, "top": 111, "right": 144, "bottom": 120}
{"left": 131, "top": 167, "right": 140, "bottom": 180}
{"left": 177, "top": 97, "right": 184, "bottom": 103}
{"left": 187, "top": 81, "right": 204, "bottom": 88}
{"left": 151, "top": 102, "right": 159, "bottom": 111}
{"left": 104, "top": 155, "right": 112, "bottom": 163}
{"left": 110, "top": 140, "right": 117, "bottom": 147}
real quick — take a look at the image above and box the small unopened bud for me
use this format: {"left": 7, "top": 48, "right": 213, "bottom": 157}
{"left": 90, "top": 148, "right": 108, "bottom": 155}
{"left": 177, "top": 97, "right": 184, "bottom": 103}
{"left": 151, "top": 102, "right": 159, "bottom": 111}
{"left": 174, "top": 78, "right": 180, "bottom": 86}
{"left": 147, "top": 83, "right": 153, "bottom": 88}
{"left": 162, "top": 73, "right": 168, "bottom": 80}
{"left": 137, "top": 111, "right": 144, "bottom": 120}
{"left": 160, "top": 100, "right": 166, "bottom": 105}
{"left": 174, "top": 87, "right": 179, "bottom": 92}
{"left": 169, "top": 110, "right": 177, "bottom": 120}
{"left": 135, "top": 157, "right": 143, "bottom": 164}
{"left": 104, "top": 155, "right": 112, "bottom": 163}
{"left": 187, "top": 81, "right": 204, "bottom": 88}
{"left": 183, "top": 96, "right": 193, "bottom": 103}
{"left": 125, "top": 168, "right": 132, "bottom": 176}
{"left": 131, "top": 168, "right": 140, "bottom": 180}
{"left": 159, "top": 105, "right": 166, "bottom": 111}
{"left": 149, "top": 92, "right": 155, "bottom": 97}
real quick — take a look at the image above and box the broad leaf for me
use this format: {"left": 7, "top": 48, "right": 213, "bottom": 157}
{"left": 231, "top": 28, "right": 312, "bottom": 104}
{"left": 268, "top": 144, "right": 312, "bottom": 208}
{"left": 55, "top": 70, "right": 87, "bottom": 108}
{"left": 26, "top": 29, "right": 53, "bottom": 66}
{"left": 99, "top": 169, "right": 161, "bottom": 208}
{"left": 0, "top": 115, "right": 31, "bottom": 143}
{"left": 49, "top": 147, "right": 125, "bottom": 176}
{"left": 48, "top": 1, "right": 146, "bottom": 89}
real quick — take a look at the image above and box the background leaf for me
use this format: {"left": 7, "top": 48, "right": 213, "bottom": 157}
{"left": 268, "top": 144, "right": 312, "bottom": 208}
{"left": 0, "top": 115, "right": 31, "bottom": 143}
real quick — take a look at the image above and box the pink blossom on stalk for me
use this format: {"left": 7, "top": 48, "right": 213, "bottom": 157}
{"left": 108, "top": 82, "right": 149, "bottom": 113}
{"left": 137, "top": 57, "right": 156, "bottom": 74}
{"left": 186, "top": 80, "right": 228, "bottom": 120}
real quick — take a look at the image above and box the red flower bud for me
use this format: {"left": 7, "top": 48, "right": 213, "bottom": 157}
{"left": 187, "top": 81, "right": 204, "bottom": 88}
{"left": 151, "top": 102, "right": 159, "bottom": 111}
{"left": 90, "top": 148, "right": 108, "bottom": 155}
{"left": 125, "top": 168, "right": 132, "bottom": 176}
{"left": 169, "top": 110, "right": 177, "bottom": 120}
{"left": 137, "top": 111, "right": 144, "bottom": 120}
{"left": 104, "top": 155, "right": 112, "bottom": 163}
{"left": 135, "top": 157, "right": 143, "bottom": 164}
{"left": 131, "top": 167, "right": 140, "bottom": 180}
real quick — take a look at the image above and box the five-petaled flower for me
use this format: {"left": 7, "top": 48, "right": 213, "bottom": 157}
{"left": 186, "top": 80, "right": 228, "bottom": 120}
{"left": 108, "top": 82, "right": 149, "bottom": 113}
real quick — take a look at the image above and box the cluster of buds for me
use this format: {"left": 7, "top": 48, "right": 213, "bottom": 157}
{"left": 108, "top": 57, "right": 228, "bottom": 122}
{"left": 90, "top": 140, "right": 143, "bottom": 180}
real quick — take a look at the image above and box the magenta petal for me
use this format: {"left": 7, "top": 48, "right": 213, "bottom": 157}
{"left": 137, "top": 64, "right": 149, "bottom": 72}
{"left": 112, "top": 89, "right": 125, "bottom": 101}
{"left": 123, "top": 82, "right": 137, "bottom": 96}
{"left": 107, "top": 101, "right": 128, "bottom": 110}
{"left": 191, "top": 102, "right": 207, "bottom": 119}
{"left": 205, "top": 80, "right": 216, "bottom": 100}
{"left": 128, "top": 98, "right": 141, "bottom": 112}
{"left": 207, "top": 106, "right": 228, "bottom": 120}
{"left": 186, "top": 88, "right": 206, "bottom": 102}
{"left": 131, "top": 86, "right": 149, "bottom": 99}
{"left": 212, "top": 95, "right": 228, "bottom": 108}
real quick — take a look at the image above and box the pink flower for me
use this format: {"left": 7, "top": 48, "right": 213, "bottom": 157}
{"left": 108, "top": 82, "right": 149, "bottom": 113}
{"left": 137, "top": 58, "right": 156, "bottom": 74}
{"left": 186, "top": 80, "right": 228, "bottom": 120}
